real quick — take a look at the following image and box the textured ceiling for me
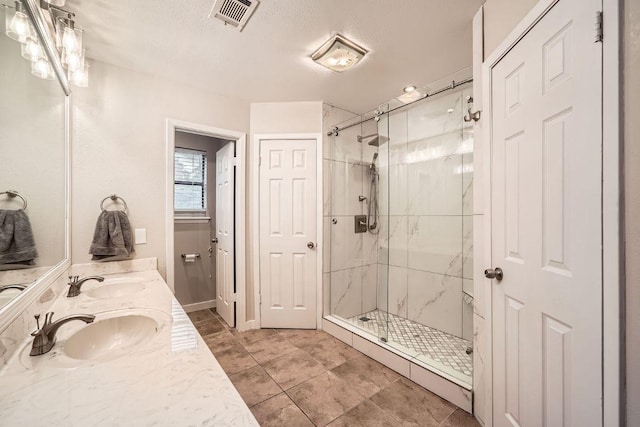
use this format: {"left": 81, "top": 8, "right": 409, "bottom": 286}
{"left": 67, "top": 0, "right": 483, "bottom": 113}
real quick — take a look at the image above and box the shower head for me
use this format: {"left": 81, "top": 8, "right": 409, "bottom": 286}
{"left": 357, "top": 134, "right": 389, "bottom": 147}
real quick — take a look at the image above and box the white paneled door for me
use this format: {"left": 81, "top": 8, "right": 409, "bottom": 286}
{"left": 216, "top": 142, "right": 235, "bottom": 327}
{"left": 490, "top": 0, "right": 602, "bottom": 426}
{"left": 260, "top": 138, "right": 317, "bottom": 329}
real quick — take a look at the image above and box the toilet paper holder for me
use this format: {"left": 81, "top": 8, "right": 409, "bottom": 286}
{"left": 181, "top": 253, "right": 201, "bottom": 260}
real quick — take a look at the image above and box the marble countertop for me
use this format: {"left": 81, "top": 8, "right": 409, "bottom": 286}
{"left": 0, "top": 269, "right": 258, "bottom": 426}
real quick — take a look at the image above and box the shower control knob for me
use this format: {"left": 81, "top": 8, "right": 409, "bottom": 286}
{"left": 307, "top": 242, "right": 315, "bottom": 249}
{"left": 484, "top": 267, "right": 504, "bottom": 281}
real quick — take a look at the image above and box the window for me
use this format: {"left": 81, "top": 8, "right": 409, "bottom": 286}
{"left": 174, "top": 147, "right": 207, "bottom": 213}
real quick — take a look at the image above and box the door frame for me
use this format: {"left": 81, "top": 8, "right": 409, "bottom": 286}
{"left": 480, "top": 0, "right": 622, "bottom": 425}
{"left": 251, "top": 133, "right": 323, "bottom": 330}
{"left": 165, "top": 119, "right": 248, "bottom": 329}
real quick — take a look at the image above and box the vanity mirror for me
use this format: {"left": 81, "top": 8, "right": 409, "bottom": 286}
{"left": 0, "top": 0, "right": 69, "bottom": 330}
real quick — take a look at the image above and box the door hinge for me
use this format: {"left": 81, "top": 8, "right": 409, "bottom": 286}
{"left": 595, "top": 11, "right": 603, "bottom": 43}
{"left": 232, "top": 156, "right": 237, "bottom": 167}
{"left": 231, "top": 293, "right": 237, "bottom": 302}
{"left": 258, "top": 156, "right": 262, "bottom": 166}
{"left": 259, "top": 293, "right": 262, "bottom": 304}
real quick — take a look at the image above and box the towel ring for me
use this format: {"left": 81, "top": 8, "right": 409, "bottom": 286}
{"left": 100, "top": 194, "right": 128, "bottom": 213}
{"left": 0, "top": 190, "right": 27, "bottom": 210}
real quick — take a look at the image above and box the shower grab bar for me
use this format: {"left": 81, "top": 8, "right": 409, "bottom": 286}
{"left": 327, "top": 77, "right": 474, "bottom": 136}
{"left": 0, "top": 190, "right": 27, "bottom": 210}
{"left": 100, "top": 194, "right": 128, "bottom": 213}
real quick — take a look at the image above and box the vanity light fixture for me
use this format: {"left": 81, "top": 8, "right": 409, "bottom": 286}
{"left": 4, "top": 1, "right": 32, "bottom": 43}
{"left": 311, "top": 33, "right": 368, "bottom": 73}
{"left": 3, "top": 0, "right": 89, "bottom": 87}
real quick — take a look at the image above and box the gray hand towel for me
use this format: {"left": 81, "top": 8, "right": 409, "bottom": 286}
{"left": 89, "top": 210, "right": 134, "bottom": 261}
{"left": 0, "top": 209, "right": 38, "bottom": 265}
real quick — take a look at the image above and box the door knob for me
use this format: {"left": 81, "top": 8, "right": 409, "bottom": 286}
{"left": 307, "top": 242, "right": 315, "bottom": 249}
{"left": 484, "top": 267, "right": 504, "bottom": 281}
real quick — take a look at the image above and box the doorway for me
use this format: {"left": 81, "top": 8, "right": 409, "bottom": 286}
{"left": 166, "top": 120, "right": 247, "bottom": 330}
{"left": 172, "top": 132, "right": 232, "bottom": 314}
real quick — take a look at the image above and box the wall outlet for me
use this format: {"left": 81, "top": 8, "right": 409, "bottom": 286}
{"left": 135, "top": 228, "right": 147, "bottom": 244}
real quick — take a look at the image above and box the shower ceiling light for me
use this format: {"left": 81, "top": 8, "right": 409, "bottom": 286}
{"left": 311, "top": 34, "right": 367, "bottom": 73}
{"left": 397, "top": 87, "right": 425, "bottom": 104}
{"left": 403, "top": 85, "right": 416, "bottom": 93}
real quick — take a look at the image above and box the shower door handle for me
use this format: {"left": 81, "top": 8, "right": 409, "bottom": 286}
{"left": 307, "top": 242, "right": 315, "bottom": 249}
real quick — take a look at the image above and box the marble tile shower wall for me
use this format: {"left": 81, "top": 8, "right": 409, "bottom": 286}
{"left": 323, "top": 104, "right": 379, "bottom": 320}
{"left": 376, "top": 88, "right": 474, "bottom": 341}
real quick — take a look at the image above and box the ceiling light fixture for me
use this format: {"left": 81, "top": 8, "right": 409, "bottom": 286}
{"left": 3, "top": 1, "right": 89, "bottom": 87}
{"left": 396, "top": 86, "right": 426, "bottom": 104}
{"left": 311, "top": 33, "right": 368, "bottom": 73}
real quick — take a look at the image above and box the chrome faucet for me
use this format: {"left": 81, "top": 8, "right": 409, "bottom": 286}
{"left": 0, "top": 284, "right": 27, "bottom": 293}
{"left": 30, "top": 312, "right": 95, "bottom": 356}
{"left": 66, "top": 275, "right": 104, "bottom": 297}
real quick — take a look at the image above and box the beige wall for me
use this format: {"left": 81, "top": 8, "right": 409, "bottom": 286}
{"left": 624, "top": 0, "right": 640, "bottom": 424}
{"left": 482, "top": 0, "right": 539, "bottom": 58}
{"left": 71, "top": 60, "right": 249, "bottom": 278}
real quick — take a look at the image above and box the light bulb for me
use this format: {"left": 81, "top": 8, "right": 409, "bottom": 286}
{"left": 21, "top": 36, "right": 43, "bottom": 61}
{"left": 63, "top": 48, "right": 84, "bottom": 71}
{"left": 61, "top": 27, "right": 77, "bottom": 52}
{"left": 31, "top": 58, "right": 55, "bottom": 80}
{"left": 5, "top": 3, "right": 31, "bottom": 43}
{"left": 69, "top": 62, "right": 89, "bottom": 87}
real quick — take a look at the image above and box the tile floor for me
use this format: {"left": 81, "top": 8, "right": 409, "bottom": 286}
{"left": 188, "top": 309, "right": 480, "bottom": 427}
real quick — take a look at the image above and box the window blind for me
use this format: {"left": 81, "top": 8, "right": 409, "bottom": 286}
{"left": 174, "top": 147, "right": 207, "bottom": 212}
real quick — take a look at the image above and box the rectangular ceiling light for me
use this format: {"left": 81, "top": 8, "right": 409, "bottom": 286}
{"left": 311, "top": 34, "right": 368, "bottom": 73}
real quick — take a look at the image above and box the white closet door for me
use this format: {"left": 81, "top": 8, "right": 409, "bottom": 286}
{"left": 259, "top": 138, "right": 317, "bottom": 329}
{"left": 490, "top": 0, "right": 603, "bottom": 425}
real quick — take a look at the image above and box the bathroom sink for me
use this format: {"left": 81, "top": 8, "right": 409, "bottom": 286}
{"left": 63, "top": 314, "right": 160, "bottom": 361}
{"left": 17, "top": 309, "right": 171, "bottom": 371}
{"left": 0, "top": 289, "right": 22, "bottom": 308}
{"left": 85, "top": 281, "right": 147, "bottom": 299}
{"left": 101, "top": 277, "right": 145, "bottom": 285}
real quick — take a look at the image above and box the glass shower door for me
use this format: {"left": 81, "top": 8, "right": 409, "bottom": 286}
{"left": 375, "top": 105, "right": 390, "bottom": 344}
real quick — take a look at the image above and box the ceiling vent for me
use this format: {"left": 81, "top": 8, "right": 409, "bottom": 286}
{"left": 209, "top": 0, "right": 259, "bottom": 31}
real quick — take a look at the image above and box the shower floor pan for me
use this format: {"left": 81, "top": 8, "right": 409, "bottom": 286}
{"left": 346, "top": 309, "right": 472, "bottom": 381}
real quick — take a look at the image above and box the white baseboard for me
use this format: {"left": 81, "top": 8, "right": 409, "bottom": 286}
{"left": 182, "top": 300, "right": 216, "bottom": 313}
